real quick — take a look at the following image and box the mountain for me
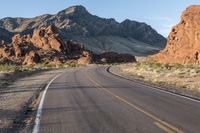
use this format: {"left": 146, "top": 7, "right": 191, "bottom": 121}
{"left": 153, "top": 5, "right": 200, "bottom": 64}
{"left": 0, "top": 5, "right": 166, "bottom": 56}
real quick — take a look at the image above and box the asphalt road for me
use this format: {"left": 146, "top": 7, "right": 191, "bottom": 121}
{"left": 34, "top": 66, "right": 200, "bottom": 133}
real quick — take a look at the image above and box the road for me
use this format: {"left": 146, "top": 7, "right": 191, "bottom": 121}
{"left": 33, "top": 66, "right": 200, "bottom": 133}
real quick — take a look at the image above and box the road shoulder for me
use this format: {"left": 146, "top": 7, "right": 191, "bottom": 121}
{"left": 0, "top": 69, "right": 65, "bottom": 133}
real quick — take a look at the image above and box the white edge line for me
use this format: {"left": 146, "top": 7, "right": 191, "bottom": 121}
{"left": 32, "top": 72, "right": 64, "bottom": 133}
{"left": 107, "top": 67, "right": 200, "bottom": 103}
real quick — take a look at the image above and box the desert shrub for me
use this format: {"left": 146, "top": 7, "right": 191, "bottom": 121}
{"left": 137, "top": 59, "right": 163, "bottom": 70}
{"left": 172, "top": 64, "right": 184, "bottom": 70}
{"left": 0, "top": 64, "right": 18, "bottom": 72}
{"left": 67, "top": 63, "right": 85, "bottom": 68}
{"left": 163, "top": 64, "right": 172, "bottom": 70}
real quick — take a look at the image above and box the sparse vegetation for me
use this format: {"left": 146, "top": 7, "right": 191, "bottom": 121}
{"left": 0, "top": 64, "right": 22, "bottom": 72}
{"left": 0, "top": 63, "right": 84, "bottom": 73}
{"left": 116, "top": 59, "right": 200, "bottom": 94}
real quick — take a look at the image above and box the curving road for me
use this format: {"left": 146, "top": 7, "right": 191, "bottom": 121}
{"left": 33, "top": 66, "right": 200, "bottom": 133}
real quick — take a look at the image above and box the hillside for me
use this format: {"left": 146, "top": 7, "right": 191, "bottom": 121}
{"left": 0, "top": 5, "right": 166, "bottom": 56}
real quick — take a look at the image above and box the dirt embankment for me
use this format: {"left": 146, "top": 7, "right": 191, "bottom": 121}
{"left": 0, "top": 69, "right": 65, "bottom": 132}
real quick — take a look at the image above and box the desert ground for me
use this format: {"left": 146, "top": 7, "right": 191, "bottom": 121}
{"left": 110, "top": 58, "right": 200, "bottom": 99}
{"left": 0, "top": 68, "right": 65, "bottom": 132}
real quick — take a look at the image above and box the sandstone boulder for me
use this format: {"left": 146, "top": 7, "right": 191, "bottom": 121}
{"left": 77, "top": 57, "right": 91, "bottom": 65}
{"left": 77, "top": 51, "right": 92, "bottom": 65}
{"left": 31, "top": 25, "right": 64, "bottom": 52}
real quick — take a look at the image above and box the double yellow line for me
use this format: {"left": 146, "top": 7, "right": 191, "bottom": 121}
{"left": 86, "top": 72, "right": 184, "bottom": 133}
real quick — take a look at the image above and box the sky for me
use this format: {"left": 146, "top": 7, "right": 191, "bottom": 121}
{"left": 0, "top": 0, "right": 200, "bottom": 37}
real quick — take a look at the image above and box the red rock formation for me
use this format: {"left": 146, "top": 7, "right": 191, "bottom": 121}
{"left": 154, "top": 5, "right": 200, "bottom": 64}
{"left": 0, "top": 25, "right": 136, "bottom": 65}
{"left": 0, "top": 25, "right": 92, "bottom": 65}
{"left": 77, "top": 51, "right": 92, "bottom": 65}
{"left": 31, "top": 25, "right": 64, "bottom": 52}
{"left": 23, "top": 51, "right": 40, "bottom": 65}
{"left": 12, "top": 34, "right": 23, "bottom": 58}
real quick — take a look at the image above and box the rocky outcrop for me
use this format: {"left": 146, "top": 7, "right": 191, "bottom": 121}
{"left": 0, "top": 5, "right": 166, "bottom": 56}
{"left": 31, "top": 25, "right": 65, "bottom": 52}
{"left": 0, "top": 25, "right": 88, "bottom": 65}
{"left": 23, "top": 51, "right": 40, "bottom": 65}
{"left": 0, "top": 25, "right": 136, "bottom": 65}
{"left": 153, "top": 5, "right": 200, "bottom": 64}
{"left": 77, "top": 51, "right": 92, "bottom": 65}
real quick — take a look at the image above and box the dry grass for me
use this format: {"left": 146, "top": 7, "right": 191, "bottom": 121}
{"left": 117, "top": 59, "right": 200, "bottom": 93}
{"left": 0, "top": 64, "right": 21, "bottom": 72}
{"left": 0, "top": 63, "right": 83, "bottom": 73}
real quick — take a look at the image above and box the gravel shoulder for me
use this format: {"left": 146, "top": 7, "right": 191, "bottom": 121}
{"left": 109, "top": 64, "right": 200, "bottom": 100}
{"left": 0, "top": 69, "right": 65, "bottom": 133}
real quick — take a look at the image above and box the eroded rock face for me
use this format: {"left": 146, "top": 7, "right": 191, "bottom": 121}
{"left": 0, "top": 25, "right": 88, "bottom": 65}
{"left": 77, "top": 51, "right": 92, "bottom": 65}
{"left": 23, "top": 51, "right": 40, "bottom": 65}
{"left": 154, "top": 5, "right": 200, "bottom": 64}
{"left": 31, "top": 25, "right": 64, "bottom": 52}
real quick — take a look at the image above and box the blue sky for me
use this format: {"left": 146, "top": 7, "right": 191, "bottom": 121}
{"left": 0, "top": 0, "right": 200, "bottom": 37}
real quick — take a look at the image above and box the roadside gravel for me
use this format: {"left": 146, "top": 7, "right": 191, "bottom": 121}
{"left": 0, "top": 69, "right": 65, "bottom": 133}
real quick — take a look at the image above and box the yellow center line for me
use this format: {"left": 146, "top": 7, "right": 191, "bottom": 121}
{"left": 154, "top": 122, "right": 177, "bottom": 133}
{"left": 86, "top": 73, "right": 184, "bottom": 133}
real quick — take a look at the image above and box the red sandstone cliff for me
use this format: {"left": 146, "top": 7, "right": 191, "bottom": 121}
{"left": 154, "top": 5, "right": 200, "bottom": 64}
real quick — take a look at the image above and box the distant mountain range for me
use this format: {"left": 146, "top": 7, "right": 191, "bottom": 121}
{"left": 0, "top": 5, "right": 166, "bottom": 56}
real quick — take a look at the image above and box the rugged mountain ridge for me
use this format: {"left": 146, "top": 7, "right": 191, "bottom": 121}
{"left": 0, "top": 5, "right": 166, "bottom": 55}
{"left": 154, "top": 5, "right": 200, "bottom": 64}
